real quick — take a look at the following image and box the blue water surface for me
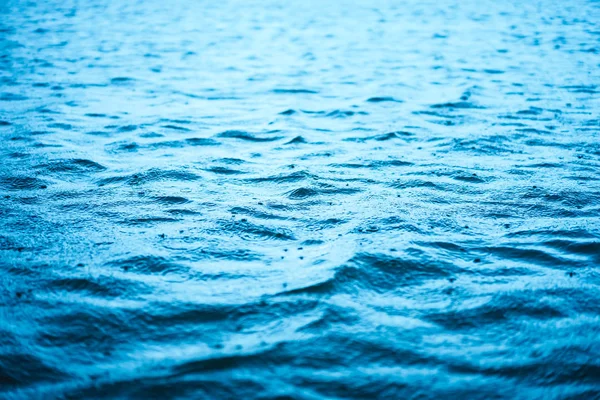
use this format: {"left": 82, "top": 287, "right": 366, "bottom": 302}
{"left": 1, "top": 0, "right": 600, "bottom": 398}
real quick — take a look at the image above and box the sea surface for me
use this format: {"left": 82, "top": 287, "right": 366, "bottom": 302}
{"left": 1, "top": 0, "right": 600, "bottom": 398}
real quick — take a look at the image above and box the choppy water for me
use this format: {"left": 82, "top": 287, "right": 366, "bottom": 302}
{"left": 1, "top": 0, "right": 600, "bottom": 398}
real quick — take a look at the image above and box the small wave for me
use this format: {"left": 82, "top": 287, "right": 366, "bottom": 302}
{"left": 246, "top": 170, "right": 315, "bottom": 184}
{"left": 35, "top": 159, "right": 106, "bottom": 174}
{"left": 152, "top": 196, "right": 191, "bottom": 204}
{"left": 430, "top": 101, "right": 484, "bottom": 109}
{"left": 205, "top": 166, "right": 245, "bottom": 175}
{"left": 216, "top": 219, "right": 296, "bottom": 241}
{"left": 0, "top": 92, "right": 28, "bottom": 101}
{"left": 284, "top": 136, "right": 308, "bottom": 144}
{"left": 97, "top": 169, "right": 201, "bottom": 186}
{"left": 107, "top": 255, "right": 189, "bottom": 276}
{"left": 110, "top": 77, "right": 136, "bottom": 84}
{"left": 326, "top": 110, "right": 368, "bottom": 118}
{"left": 0, "top": 176, "right": 49, "bottom": 190}
{"left": 272, "top": 88, "right": 318, "bottom": 94}
{"left": 366, "top": 96, "right": 403, "bottom": 103}
{"left": 216, "top": 130, "right": 284, "bottom": 142}
{"left": 279, "top": 109, "right": 297, "bottom": 115}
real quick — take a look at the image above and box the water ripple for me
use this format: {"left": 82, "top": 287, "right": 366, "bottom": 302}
{"left": 1, "top": 0, "right": 600, "bottom": 398}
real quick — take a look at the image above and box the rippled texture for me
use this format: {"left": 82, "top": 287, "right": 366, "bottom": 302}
{"left": 1, "top": 0, "right": 600, "bottom": 398}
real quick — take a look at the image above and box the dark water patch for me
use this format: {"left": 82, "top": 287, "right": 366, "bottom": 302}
{"left": 110, "top": 77, "right": 135, "bottom": 84}
{"left": 191, "top": 247, "right": 263, "bottom": 262}
{"left": 422, "top": 168, "right": 493, "bottom": 185}
{"left": 159, "top": 118, "right": 192, "bottom": 125}
{"left": 205, "top": 166, "right": 245, "bottom": 175}
{"left": 430, "top": 101, "right": 484, "bottom": 109}
{"left": 216, "top": 130, "right": 283, "bottom": 142}
{"left": 519, "top": 162, "right": 563, "bottom": 169}
{"left": 279, "top": 109, "right": 297, "bottom": 115}
{"left": 543, "top": 239, "right": 600, "bottom": 258}
{"left": 170, "top": 351, "right": 273, "bottom": 377}
{"left": 85, "top": 130, "right": 111, "bottom": 136}
{"left": 230, "top": 207, "right": 289, "bottom": 221}
{"left": 371, "top": 159, "right": 414, "bottom": 168}
{"left": 47, "top": 123, "right": 73, "bottom": 130}
{"left": 560, "top": 84, "right": 598, "bottom": 93}
{"left": 477, "top": 246, "right": 574, "bottom": 268}
{"left": 47, "top": 276, "right": 148, "bottom": 298}
{"left": 299, "top": 109, "right": 327, "bottom": 115}
{"left": 185, "top": 137, "right": 220, "bottom": 146}
{"left": 425, "top": 291, "right": 567, "bottom": 330}
{"left": 448, "top": 136, "right": 519, "bottom": 155}
{"left": 139, "top": 302, "right": 233, "bottom": 327}
{"left": 328, "top": 252, "right": 455, "bottom": 293}
{"left": 483, "top": 69, "right": 505, "bottom": 74}
{"left": 326, "top": 110, "right": 368, "bottom": 118}
{"left": 330, "top": 159, "right": 413, "bottom": 169}
{"left": 218, "top": 158, "right": 246, "bottom": 165}
{"left": 392, "top": 179, "right": 438, "bottom": 189}
{"left": 272, "top": 88, "right": 318, "bottom": 94}
{"left": 97, "top": 169, "right": 201, "bottom": 186}
{"left": 296, "top": 306, "right": 363, "bottom": 335}
{"left": 505, "top": 227, "right": 600, "bottom": 239}
{"left": 61, "top": 374, "right": 269, "bottom": 400}
{"left": 345, "top": 131, "right": 414, "bottom": 142}
{"left": 353, "top": 219, "right": 425, "bottom": 235}
{"left": 107, "top": 255, "right": 188, "bottom": 275}
{"left": 286, "top": 185, "right": 360, "bottom": 200}
{"left": 69, "top": 83, "right": 108, "bottom": 89}
{"left": 35, "top": 158, "right": 106, "bottom": 174}
{"left": 0, "top": 176, "right": 49, "bottom": 190}
{"left": 0, "top": 120, "right": 12, "bottom": 126}
{"left": 451, "top": 173, "right": 489, "bottom": 184}
{"left": 105, "top": 141, "right": 140, "bottom": 153}
{"left": 147, "top": 137, "right": 220, "bottom": 149}
{"left": 162, "top": 124, "right": 191, "bottom": 131}
{"left": 366, "top": 96, "right": 402, "bottom": 103}
{"left": 284, "top": 136, "right": 308, "bottom": 144}
{"left": 166, "top": 209, "right": 201, "bottom": 216}
{"left": 122, "top": 216, "right": 181, "bottom": 226}
{"left": 305, "top": 218, "right": 348, "bottom": 229}
{"left": 414, "top": 110, "right": 462, "bottom": 123}
{"left": 516, "top": 107, "right": 544, "bottom": 116}
{"left": 517, "top": 128, "right": 553, "bottom": 135}
{"left": 139, "top": 132, "right": 164, "bottom": 138}
{"left": 452, "top": 358, "right": 600, "bottom": 387}
{"left": 582, "top": 118, "right": 600, "bottom": 127}
{"left": 6, "top": 152, "right": 30, "bottom": 159}
{"left": 299, "top": 150, "right": 337, "bottom": 160}
{"left": 217, "top": 219, "right": 296, "bottom": 241}
{"left": 0, "top": 235, "right": 20, "bottom": 251}
{"left": 117, "top": 124, "right": 137, "bottom": 132}
{"left": 37, "top": 308, "right": 141, "bottom": 349}
{"left": 301, "top": 239, "right": 324, "bottom": 246}
{"left": 0, "top": 353, "right": 70, "bottom": 389}
{"left": 33, "top": 142, "right": 63, "bottom": 149}
{"left": 9, "top": 135, "right": 34, "bottom": 142}
{"left": 246, "top": 170, "right": 315, "bottom": 184}
{"left": 0, "top": 92, "right": 28, "bottom": 101}
{"left": 152, "top": 196, "right": 191, "bottom": 205}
